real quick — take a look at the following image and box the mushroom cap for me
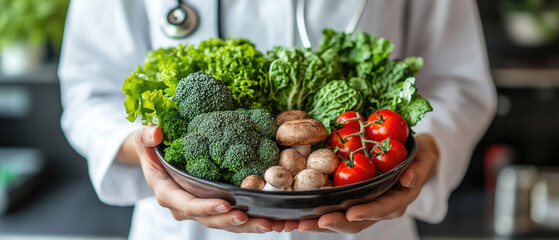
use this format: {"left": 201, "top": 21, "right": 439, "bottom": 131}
{"left": 264, "top": 166, "right": 293, "bottom": 188}
{"left": 279, "top": 149, "right": 307, "bottom": 176}
{"left": 276, "top": 119, "right": 328, "bottom": 146}
{"left": 240, "top": 175, "right": 266, "bottom": 190}
{"left": 307, "top": 148, "right": 339, "bottom": 174}
{"left": 276, "top": 110, "right": 311, "bottom": 126}
{"left": 293, "top": 168, "right": 326, "bottom": 191}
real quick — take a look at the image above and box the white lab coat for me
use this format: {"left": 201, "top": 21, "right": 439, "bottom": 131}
{"left": 58, "top": 0, "right": 496, "bottom": 239}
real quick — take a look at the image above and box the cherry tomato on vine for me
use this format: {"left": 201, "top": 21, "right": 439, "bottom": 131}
{"left": 333, "top": 153, "right": 377, "bottom": 186}
{"left": 371, "top": 138, "right": 408, "bottom": 173}
{"left": 366, "top": 109, "right": 409, "bottom": 144}
{"left": 326, "top": 127, "right": 371, "bottom": 159}
{"left": 336, "top": 111, "right": 365, "bottom": 130}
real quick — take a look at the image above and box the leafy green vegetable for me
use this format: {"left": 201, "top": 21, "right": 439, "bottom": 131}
{"left": 266, "top": 47, "right": 339, "bottom": 113}
{"left": 123, "top": 39, "right": 271, "bottom": 125}
{"left": 308, "top": 80, "right": 364, "bottom": 121}
{"left": 317, "top": 29, "right": 432, "bottom": 127}
{"left": 199, "top": 39, "right": 271, "bottom": 112}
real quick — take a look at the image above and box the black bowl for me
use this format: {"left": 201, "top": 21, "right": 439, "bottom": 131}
{"left": 155, "top": 135, "right": 417, "bottom": 220}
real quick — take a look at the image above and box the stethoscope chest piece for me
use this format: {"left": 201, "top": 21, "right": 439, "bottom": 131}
{"left": 160, "top": 3, "right": 199, "bottom": 38}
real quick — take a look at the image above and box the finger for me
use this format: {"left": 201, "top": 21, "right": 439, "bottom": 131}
{"left": 346, "top": 187, "right": 418, "bottom": 221}
{"left": 284, "top": 220, "right": 299, "bottom": 232}
{"left": 226, "top": 217, "right": 274, "bottom": 233}
{"left": 153, "top": 180, "right": 232, "bottom": 218}
{"left": 400, "top": 134, "right": 439, "bottom": 188}
{"left": 271, "top": 220, "right": 285, "bottom": 232}
{"left": 136, "top": 125, "right": 164, "bottom": 147}
{"left": 298, "top": 219, "right": 319, "bottom": 232}
{"left": 193, "top": 210, "right": 248, "bottom": 229}
{"left": 318, "top": 212, "right": 377, "bottom": 234}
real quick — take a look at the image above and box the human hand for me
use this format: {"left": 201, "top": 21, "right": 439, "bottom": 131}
{"left": 117, "top": 125, "right": 284, "bottom": 233}
{"left": 285, "top": 134, "right": 439, "bottom": 233}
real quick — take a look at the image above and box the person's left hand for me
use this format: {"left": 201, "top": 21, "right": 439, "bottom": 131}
{"left": 284, "top": 134, "right": 439, "bottom": 233}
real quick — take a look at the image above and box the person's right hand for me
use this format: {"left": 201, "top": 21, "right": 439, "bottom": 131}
{"left": 117, "top": 125, "right": 283, "bottom": 233}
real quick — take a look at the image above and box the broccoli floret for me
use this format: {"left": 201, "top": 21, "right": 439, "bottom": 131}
{"left": 172, "top": 71, "right": 234, "bottom": 120}
{"left": 209, "top": 141, "right": 228, "bottom": 165}
{"left": 235, "top": 108, "right": 277, "bottom": 139}
{"left": 181, "top": 110, "right": 279, "bottom": 185}
{"left": 182, "top": 133, "right": 210, "bottom": 161}
{"left": 189, "top": 111, "right": 260, "bottom": 147}
{"left": 164, "top": 138, "right": 186, "bottom": 168}
{"left": 257, "top": 137, "right": 280, "bottom": 167}
{"left": 185, "top": 157, "right": 221, "bottom": 181}
{"left": 222, "top": 144, "right": 256, "bottom": 172}
{"left": 161, "top": 109, "right": 189, "bottom": 145}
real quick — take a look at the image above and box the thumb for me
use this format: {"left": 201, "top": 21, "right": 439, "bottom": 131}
{"left": 136, "top": 125, "right": 164, "bottom": 147}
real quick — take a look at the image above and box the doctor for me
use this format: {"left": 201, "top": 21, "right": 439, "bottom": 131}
{"left": 58, "top": 0, "right": 496, "bottom": 239}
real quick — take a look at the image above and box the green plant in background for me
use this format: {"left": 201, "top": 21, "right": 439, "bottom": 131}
{"left": 0, "top": 0, "right": 70, "bottom": 52}
{"left": 500, "top": 0, "right": 559, "bottom": 44}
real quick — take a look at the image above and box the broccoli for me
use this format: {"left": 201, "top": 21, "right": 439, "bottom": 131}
{"left": 234, "top": 108, "right": 277, "bottom": 139}
{"left": 161, "top": 109, "right": 189, "bottom": 145}
{"left": 209, "top": 140, "right": 228, "bottom": 165}
{"left": 229, "top": 138, "right": 279, "bottom": 186}
{"left": 182, "top": 133, "right": 210, "bottom": 161}
{"left": 162, "top": 72, "right": 279, "bottom": 186}
{"left": 182, "top": 110, "right": 279, "bottom": 186}
{"left": 172, "top": 71, "right": 234, "bottom": 121}
{"left": 222, "top": 144, "right": 257, "bottom": 172}
{"left": 164, "top": 139, "right": 186, "bottom": 168}
{"left": 257, "top": 137, "right": 280, "bottom": 167}
{"left": 184, "top": 157, "right": 221, "bottom": 182}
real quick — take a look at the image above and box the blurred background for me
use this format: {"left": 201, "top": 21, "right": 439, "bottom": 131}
{"left": 1, "top": 0, "right": 559, "bottom": 239}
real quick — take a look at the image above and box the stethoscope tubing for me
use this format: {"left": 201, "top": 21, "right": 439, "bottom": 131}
{"left": 297, "top": 0, "right": 368, "bottom": 48}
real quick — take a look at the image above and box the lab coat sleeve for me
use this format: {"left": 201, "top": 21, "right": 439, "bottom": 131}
{"left": 58, "top": 0, "right": 154, "bottom": 205}
{"left": 403, "top": 0, "right": 497, "bottom": 223}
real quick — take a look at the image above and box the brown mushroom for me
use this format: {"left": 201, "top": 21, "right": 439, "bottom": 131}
{"left": 279, "top": 149, "right": 307, "bottom": 176}
{"left": 293, "top": 168, "right": 326, "bottom": 191}
{"left": 276, "top": 119, "right": 328, "bottom": 146}
{"left": 307, "top": 148, "right": 339, "bottom": 175}
{"left": 291, "top": 145, "right": 312, "bottom": 158}
{"left": 240, "top": 175, "right": 266, "bottom": 190}
{"left": 275, "top": 110, "right": 311, "bottom": 126}
{"left": 262, "top": 166, "right": 293, "bottom": 191}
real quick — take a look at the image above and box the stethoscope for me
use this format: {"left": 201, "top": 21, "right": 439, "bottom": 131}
{"left": 159, "top": 0, "right": 370, "bottom": 49}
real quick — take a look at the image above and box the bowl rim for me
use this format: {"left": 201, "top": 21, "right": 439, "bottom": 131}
{"left": 155, "top": 134, "right": 417, "bottom": 196}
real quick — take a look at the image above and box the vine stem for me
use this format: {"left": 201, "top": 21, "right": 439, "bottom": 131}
{"left": 337, "top": 112, "right": 382, "bottom": 160}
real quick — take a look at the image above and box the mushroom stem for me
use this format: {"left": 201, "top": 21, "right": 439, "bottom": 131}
{"left": 291, "top": 145, "right": 312, "bottom": 158}
{"left": 262, "top": 183, "right": 287, "bottom": 191}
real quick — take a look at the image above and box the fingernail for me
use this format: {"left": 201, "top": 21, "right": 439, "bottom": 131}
{"left": 257, "top": 226, "right": 271, "bottom": 233}
{"left": 323, "top": 222, "right": 335, "bottom": 228}
{"left": 215, "top": 205, "right": 228, "bottom": 213}
{"left": 233, "top": 217, "right": 246, "bottom": 225}
{"left": 350, "top": 215, "right": 363, "bottom": 221}
{"left": 406, "top": 175, "right": 416, "bottom": 187}
{"left": 149, "top": 127, "right": 156, "bottom": 141}
{"left": 300, "top": 226, "right": 315, "bottom": 232}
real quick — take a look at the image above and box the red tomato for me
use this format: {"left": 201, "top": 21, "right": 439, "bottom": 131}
{"left": 371, "top": 138, "right": 408, "bottom": 173}
{"left": 334, "top": 153, "right": 377, "bottom": 186}
{"left": 366, "top": 109, "right": 409, "bottom": 144}
{"left": 336, "top": 111, "right": 365, "bottom": 130}
{"left": 326, "top": 128, "right": 370, "bottom": 159}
